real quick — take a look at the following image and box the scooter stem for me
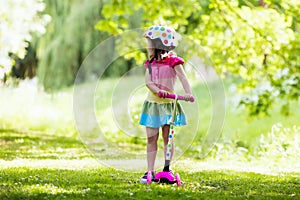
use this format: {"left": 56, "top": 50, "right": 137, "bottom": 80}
{"left": 164, "top": 97, "right": 178, "bottom": 171}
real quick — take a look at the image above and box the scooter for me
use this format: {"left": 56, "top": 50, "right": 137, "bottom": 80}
{"left": 147, "top": 92, "right": 194, "bottom": 186}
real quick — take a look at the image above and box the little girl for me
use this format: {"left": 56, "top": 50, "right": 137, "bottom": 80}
{"left": 139, "top": 25, "right": 193, "bottom": 184}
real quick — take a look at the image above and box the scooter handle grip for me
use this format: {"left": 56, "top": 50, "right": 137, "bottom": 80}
{"left": 158, "top": 92, "right": 195, "bottom": 102}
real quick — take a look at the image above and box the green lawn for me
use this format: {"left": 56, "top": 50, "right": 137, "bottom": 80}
{"left": 1, "top": 162, "right": 299, "bottom": 200}
{"left": 0, "top": 129, "right": 299, "bottom": 200}
{"left": 0, "top": 78, "right": 300, "bottom": 199}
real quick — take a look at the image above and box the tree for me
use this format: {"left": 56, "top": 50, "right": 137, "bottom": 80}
{"left": 95, "top": 0, "right": 300, "bottom": 116}
{"left": 0, "top": 0, "right": 50, "bottom": 81}
{"left": 34, "top": 0, "right": 107, "bottom": 90}
{"left": 35, "top": 0, "right": 133, "bottom": 90}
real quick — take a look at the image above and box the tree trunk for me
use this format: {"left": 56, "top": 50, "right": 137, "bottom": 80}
{"left": 11, "top": 44, "right": 38, "bottom": 79}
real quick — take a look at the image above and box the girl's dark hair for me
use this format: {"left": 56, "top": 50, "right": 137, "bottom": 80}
{"left": 148, "top": 38, "right": 175, "bottom": 75}
{"left": 151, "top": 38, "right": 175, "bottom": 52}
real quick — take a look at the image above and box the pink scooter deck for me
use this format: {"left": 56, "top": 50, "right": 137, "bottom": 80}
{"left": 153, "top": 171, "right": 182, "bottom": 185}
{"left": 154, "top": 171, "right": 175, "bottom": 182}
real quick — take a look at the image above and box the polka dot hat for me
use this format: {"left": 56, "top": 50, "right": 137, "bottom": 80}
{"left": 144, "top": 25, "right": 181, "bottom": 47}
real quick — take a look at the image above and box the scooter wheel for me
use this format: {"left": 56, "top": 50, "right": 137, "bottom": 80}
{"left": 147, "top": 171, "right": 152, "bottom": 185}
{"left": 176, "top": 173, "right": 182, "bottom": 186}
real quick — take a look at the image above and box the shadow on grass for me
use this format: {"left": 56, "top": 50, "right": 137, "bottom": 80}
{"left": 0, "top": 129, "right": 90, "bottom": 160}
{"left": 1, "top": 129, "right": 299, "bottom": 199}
{"left": 0, "top": 168, "right": 299, "bottom": 200}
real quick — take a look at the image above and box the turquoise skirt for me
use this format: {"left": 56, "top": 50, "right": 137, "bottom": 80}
{"left": 139, "top": 101, "right": 187, "bottom": 128}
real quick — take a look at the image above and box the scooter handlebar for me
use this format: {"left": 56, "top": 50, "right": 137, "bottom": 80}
{"left": 158, "top": 92, "right": 195, "bottom": 102}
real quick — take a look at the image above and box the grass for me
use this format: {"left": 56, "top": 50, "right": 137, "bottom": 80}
{"left": 0, "top": 120, "right": 299, "bottom": 200}
{"left": 1, "top": 166, "right": 299, "bottom": 199}
{"left": 0, "top": 129, "right": 90, "bottom": 160}
{"left": 1, "top": 77, "right": 300, "bottom": 199}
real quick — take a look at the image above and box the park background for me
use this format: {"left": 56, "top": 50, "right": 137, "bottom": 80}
{"left": 0, "top": 0, "right": 299, "bottom": 199}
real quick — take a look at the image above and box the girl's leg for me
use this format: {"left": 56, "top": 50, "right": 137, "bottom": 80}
{"left": 162, "top": 125, "right": 174, "bottom": 169}
{"left": 146, "top": 127, "right": 159, "bottom": 172}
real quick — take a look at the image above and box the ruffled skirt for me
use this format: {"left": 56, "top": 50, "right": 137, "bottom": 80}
{"left": 139, "top": 101, "right": 187, "bottom": 128}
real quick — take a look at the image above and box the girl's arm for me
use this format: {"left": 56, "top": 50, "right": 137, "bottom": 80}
{"left": 174, "top": 64, "right": 193, "bottom": 98}
{"left": 145, "top": 69, "right": 167, "bottom": 95}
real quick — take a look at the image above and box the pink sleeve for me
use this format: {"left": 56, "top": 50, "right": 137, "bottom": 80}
{"left": 144, "top": 60, "right": 150, "bottom": 68}
{"left": 170, "top": 56, "right": 184, "bottom": 68}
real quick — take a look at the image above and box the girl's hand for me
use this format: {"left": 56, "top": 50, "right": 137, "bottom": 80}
{"left": 183, "top": 94, "right": 193, "bottom": 101}
{"left": 158, "top": 90, "right": 169, "bottom": 98}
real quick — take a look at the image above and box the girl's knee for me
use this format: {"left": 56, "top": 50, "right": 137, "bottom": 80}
{"left": 148, "top": 134, "right": 159, "bottom": 144}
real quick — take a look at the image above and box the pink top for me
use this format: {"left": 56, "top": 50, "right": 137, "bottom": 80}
{"left": 144, "top": 54, "right": 184, "bottom": 92}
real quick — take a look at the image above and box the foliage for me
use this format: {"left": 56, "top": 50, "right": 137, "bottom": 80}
{"left": 193, "top": 123, "right": 300, "bottom": 173}
{"left": 255, "top": 123, "right": 300, "bottom": 163}
{"left": 35, "top": 0, "right": 108, "bottom": 90}
{"left": 96, "top": 0, "right": 300, "bottom": 116}
{"left": 0, "top": 0, "right": 50, "bottom": 80}
{"left": 1, "top": 77, "right": 299, "bottom": 162}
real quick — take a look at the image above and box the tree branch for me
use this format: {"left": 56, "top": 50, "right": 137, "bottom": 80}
{"left": 222, "top": 0, "right": 275, "bottom": 50}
